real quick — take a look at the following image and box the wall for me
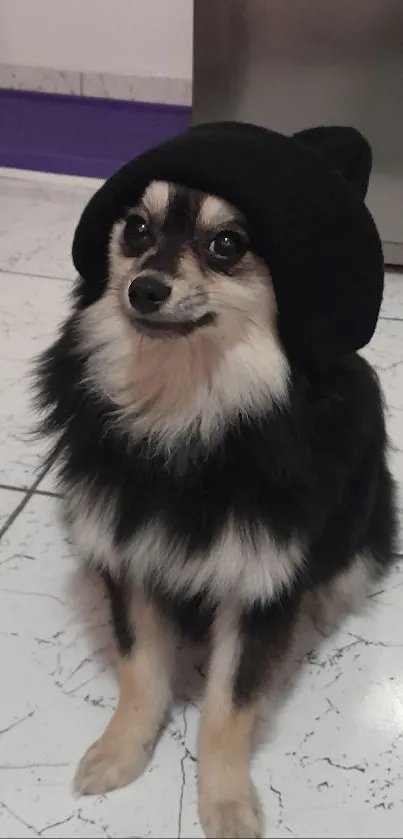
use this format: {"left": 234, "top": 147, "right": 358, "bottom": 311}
{"left": 0, "top": 0, "right": 193, "bottom": 80}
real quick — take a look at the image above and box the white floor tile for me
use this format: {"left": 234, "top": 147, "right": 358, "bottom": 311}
{"left": 0, "top": 175, "right": 95, "bottom": 280}
{"left": 0, "top": 487, "right": 25, "bottom": 529}
{"left": 0, "top": 272, "right": 69, "bottom": 488}
{"left": 382, "top": 271, "right": 403, "bottom": 320}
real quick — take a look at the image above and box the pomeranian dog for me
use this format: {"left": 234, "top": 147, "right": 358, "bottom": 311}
{"left": 35, "top": 123, "right": 396, "bottom": 838}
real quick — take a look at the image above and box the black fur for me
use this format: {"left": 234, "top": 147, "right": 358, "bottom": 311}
{"left": 35, "top": 147, "right": 395, "bottom": 711}
{"left": 36, "top": 312, "right": 396, "bottom": 678}
{"left": 141, "top": 186, "right": 202, "bottom": 275}
{"left": 101, "top": 570, "right": 134, "bottom": 656}
{"left": 33, "top": 128, "right": 398, "bottom": 835}
{"left": 234, "top": 591, "right": 301, "bottom": 706}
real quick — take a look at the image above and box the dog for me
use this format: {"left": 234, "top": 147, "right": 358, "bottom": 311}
{"left": 35, "top": 174, "right": 396, "bottom": 838}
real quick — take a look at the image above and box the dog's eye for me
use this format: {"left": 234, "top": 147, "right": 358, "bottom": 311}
{"left": 208, "top": 231, "right": 247, "bottom": 264}
{"left": 123, "top": 214, "right": 151, "bottom": 252}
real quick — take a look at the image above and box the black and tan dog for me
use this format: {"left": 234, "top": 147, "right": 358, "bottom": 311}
{"left": 35, "top": 123, "right": 396, "bottom": 838}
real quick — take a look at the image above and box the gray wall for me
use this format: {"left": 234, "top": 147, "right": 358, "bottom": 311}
{"left": 193, "top": 0, "right": 403, "bottom": 264}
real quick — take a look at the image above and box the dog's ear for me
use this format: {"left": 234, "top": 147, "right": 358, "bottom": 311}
{"left": 293, "top": 126, "right": 372, "bottom": 199}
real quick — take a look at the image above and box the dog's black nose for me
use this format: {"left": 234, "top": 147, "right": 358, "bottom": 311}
{"left": 128, "top": 275, "right": 171, "bottom": 315}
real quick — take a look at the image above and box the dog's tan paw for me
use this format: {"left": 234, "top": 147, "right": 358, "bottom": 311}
{"left": 74, "top": 733, "right": 151, "bottom": 795}
{"left": 199, "top": 789, "right": 263, "bottom": 839}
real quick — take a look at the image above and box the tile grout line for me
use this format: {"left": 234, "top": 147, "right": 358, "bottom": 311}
{"left": 33, "top": 488, "right": 61, "bottom": 498}
{"left": 379, "top": 315, "right": 403, "bottom": 322}
{"left": 0, "top": 482, "right": 60, "bottom": 499}
{"left": 0, "top": 464, "right": 55, "bottom": 541}
{"left": 0, "top": 267, "right": 73, "bottom": 283}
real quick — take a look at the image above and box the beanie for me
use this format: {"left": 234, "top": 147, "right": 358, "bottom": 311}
{"left": 72, "top": 121, "right": 384, "bottom": 368}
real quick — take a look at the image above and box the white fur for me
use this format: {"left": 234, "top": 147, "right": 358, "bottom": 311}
{"left": 141, "top": 180, "right": 170, "bottom": 219}
{"left": 187, "top": 328, "right": 288, "bottom": 442}
{"left": 315, "top": 553, "right": 378, "bottom": 628}
{"left": 198, "top": 194, "right": 243, "bottom": 228}
{"left": 65, "top": 484, "right": 304, "bottom": 606}
{"left": 326, "top": 554, "right": 376, "bottom": 605}
{"left": 65, "top": 482, "right": 116, "bottom": 568}
{"left": 122, "top": 520, "right": 304, "bottom": 605}
{"left": 76, "top": 298, "right": 289, "bottom": 452}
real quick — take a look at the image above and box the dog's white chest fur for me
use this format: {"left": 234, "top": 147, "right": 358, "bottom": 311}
{"left": 65, "top": 487, "right": 304, "bottom": 606}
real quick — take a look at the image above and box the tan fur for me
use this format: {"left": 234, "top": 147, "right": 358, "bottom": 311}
{"left": 198, "top": 605, "right": 263, "bottom": 838}
{"left": 74, "top": 589, "right": 176, "bottom": 795}
{"left": 198, "top": 194, "right": 244, "bottom": 228}
{"left": 120, "top": 300, "right": 245, "bottom": 420}
{"left": 140, "top": 180, "right": 170, "bottom": 221}
{"left": 77, "top": 181, "right": 290, "bottom": 451}
{"left": 78, "top": 261, "right": 288, "bottom": 450}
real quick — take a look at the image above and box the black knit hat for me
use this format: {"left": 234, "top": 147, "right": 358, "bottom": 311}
{"left": 73, "top": 121, "right": 384, "bottom": 367}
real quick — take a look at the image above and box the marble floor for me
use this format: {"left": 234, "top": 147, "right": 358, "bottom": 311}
{"left": 0, "top": 168, "right": 402, "bottom": 839}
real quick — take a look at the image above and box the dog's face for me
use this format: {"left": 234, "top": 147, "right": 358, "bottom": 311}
{"left": 78, "top": 181, "right": 288, "bottom": 444}
{"left": 109, "top": 180, "right": 275, "bottom": 340}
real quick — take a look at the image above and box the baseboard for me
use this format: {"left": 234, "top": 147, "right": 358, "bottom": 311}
{"left": 0, "top": 89, "right": 191, "bottom": 179}
{"left": 0, "top": 63, "right": 192, "bottom": 106}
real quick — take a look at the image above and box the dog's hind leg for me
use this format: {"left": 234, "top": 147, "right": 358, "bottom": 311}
{"left": 74, "top": 574, "right": 176, "bottom": 795}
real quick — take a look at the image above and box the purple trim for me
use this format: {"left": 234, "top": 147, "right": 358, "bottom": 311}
{"left": 0, "top": 89, "right": 191, "bottom": 178}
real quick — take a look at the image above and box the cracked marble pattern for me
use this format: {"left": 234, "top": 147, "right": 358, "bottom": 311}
{"left": 0, "top": 172, "right": 402, "bottom": 837}
{"left": 0, "top": 488, "right": 25, "bottom": 532}
{"left": 0, "top": 175, "right": 96, "bottom": 281}
{"left": 0, "top": 271, "right": 69, "bottom": 488}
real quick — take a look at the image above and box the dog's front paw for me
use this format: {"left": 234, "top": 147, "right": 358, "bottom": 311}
{"left": 199, "top": 787, "right": 263, "bottom": 839}
{"left": 74, "top": 731, "right": 152, "bottom": 795}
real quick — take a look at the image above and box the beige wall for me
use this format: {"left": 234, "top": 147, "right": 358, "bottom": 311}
{"left": 0, "top": 0, "right": 193, "bottom": 80}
